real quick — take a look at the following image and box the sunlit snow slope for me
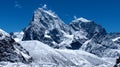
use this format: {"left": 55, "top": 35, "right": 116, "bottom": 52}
{"left": 18, "top": 40, "right": 114, "bottom": 67}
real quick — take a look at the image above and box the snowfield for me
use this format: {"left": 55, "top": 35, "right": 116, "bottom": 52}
{"left": 15, "top": 40, "right": 114, "bottom": 67}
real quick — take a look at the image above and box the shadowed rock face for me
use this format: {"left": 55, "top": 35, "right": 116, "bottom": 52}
{"left": 67, "top": 41, "right": 82, "bottom": 50}
{"left": 114, "top": 57, "right": 120, "bottom": 67}
{"left": 70, "top": 19, "right": 107, "bottom": 39}
{"left": 0, "top": 34, "right": 32, "bottom": 63}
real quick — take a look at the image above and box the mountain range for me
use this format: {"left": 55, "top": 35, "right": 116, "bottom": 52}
{"left": 0, "top": 7, "right": 120, "bottom": 67}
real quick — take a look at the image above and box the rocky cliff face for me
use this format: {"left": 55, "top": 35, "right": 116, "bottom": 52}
{"left": 0, "top": 29, "right": 32, "bottom": 63}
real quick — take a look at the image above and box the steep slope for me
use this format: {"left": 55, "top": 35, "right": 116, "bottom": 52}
{"left": 64, "top": 17, "right": 106, "bottom": 49}
{"left": 0, "top": 29, "right": 32, "bottom": 63}
{"left": 70, "top": 17, "right": 106, "bottom": 40}
{"left": 23, "top": 8, "right": 70, "bottom": 48}
{"left": 69, "top": 18, "right": 120, "bottom": 58}
{"left": 19, "top": 40, "right": 114, "bottom": 67}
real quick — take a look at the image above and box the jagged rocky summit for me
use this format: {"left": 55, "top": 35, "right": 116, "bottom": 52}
{"left": 23, "top": 8, "right": 70, "bottom": 48}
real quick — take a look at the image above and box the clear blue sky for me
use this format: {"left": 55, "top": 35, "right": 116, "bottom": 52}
{"left": 0, "top": 0, "right": 120, "bottom": 33}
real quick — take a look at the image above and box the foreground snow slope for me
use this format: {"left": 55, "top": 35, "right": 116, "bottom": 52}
{"left": 18, "top": 40, "right": 114, "bottom": 67}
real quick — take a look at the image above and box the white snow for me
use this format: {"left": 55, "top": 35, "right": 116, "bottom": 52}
{"left": 64, "top": 34, "right": 74, "bottom": 38}
{"left": 102, "top": 57, "right": 116, "bottom": 64}
{"left": 58, "top": 32, "right": 74, "bottom": 48}
{"left": 73, "top": 17, "right": 91, "bottom": 23}
{"left": 37, "top": 8, "right": 57, "bottom": 18}
{"left": 74, "top": 30, "right": 88, "bottom": 39}
{"left": 19, "top": 40, "right": 60, "bottom": 63}
{"left": 112, "top": 37, "right": 120, "bottom": 41}
{"left": 14, "top": 45, "right": 31, "bottom": 60}
{"left": 12, "top": 31, "right": 24, "bottom": 42}
{"left": 0, "top": 40, "right": 115, "bottom": 67}
{"left": 83, "top": 39, "right": 92, "bottom": 45}
{"left": 21, "top": 52, "right": 31, "bottom": 60}
{"left": 44, "top": 9, "right": 57, "bottom": 18}
{"left": 44, "top": 30, "right": 51, "bottom": 38}
{"left": 44, "top": 34, "right": 51, "bottom": 38}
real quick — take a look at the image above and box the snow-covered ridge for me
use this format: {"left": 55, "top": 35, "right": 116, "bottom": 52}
{"left": 0, "top": 29, "right": 9, "bottom": 36}
{"left": 37, "top": 8, "right": 57, "bottom": 18}
{"left": 112, "top": 37, "right": 120, "bottom": 41}
{"left": 72, "top": 17, "right": 91, "bottom": 23}
{"left": 0, "top": 29, "right": 9, "bottom": 40}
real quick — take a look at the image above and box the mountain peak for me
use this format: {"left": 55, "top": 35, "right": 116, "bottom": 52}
{"left": 73, "top": 17, "right": 91, "bottom": 23}
{"left": 23, "top": 7, "right": 70, "bottom": 47}
{"left": 35, "top": 8, "right": 57, "bottom": 18}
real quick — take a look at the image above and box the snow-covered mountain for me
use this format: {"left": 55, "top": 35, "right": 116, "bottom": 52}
{"left": 1, "top": 6, "right": 120, "bottom": 67}
{"left": 23, "top": 8, "right": 70, "bottom": 48}
{"left": 70, "top": 17, "right": 106, "bottom": 40}
{"left": 22, "top": 7, "right": 120, "bottom": 59}
{"left": 66, "top": 17, "right": 107, "bottom": 50}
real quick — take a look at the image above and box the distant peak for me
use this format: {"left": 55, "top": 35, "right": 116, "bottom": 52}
{"left": 73, "top": 17, "right": 91, "bottom": 23}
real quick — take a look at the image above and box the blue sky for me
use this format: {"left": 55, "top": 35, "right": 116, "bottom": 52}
{"left": 0, "top": 0, "right": 120, "bottom": 33}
